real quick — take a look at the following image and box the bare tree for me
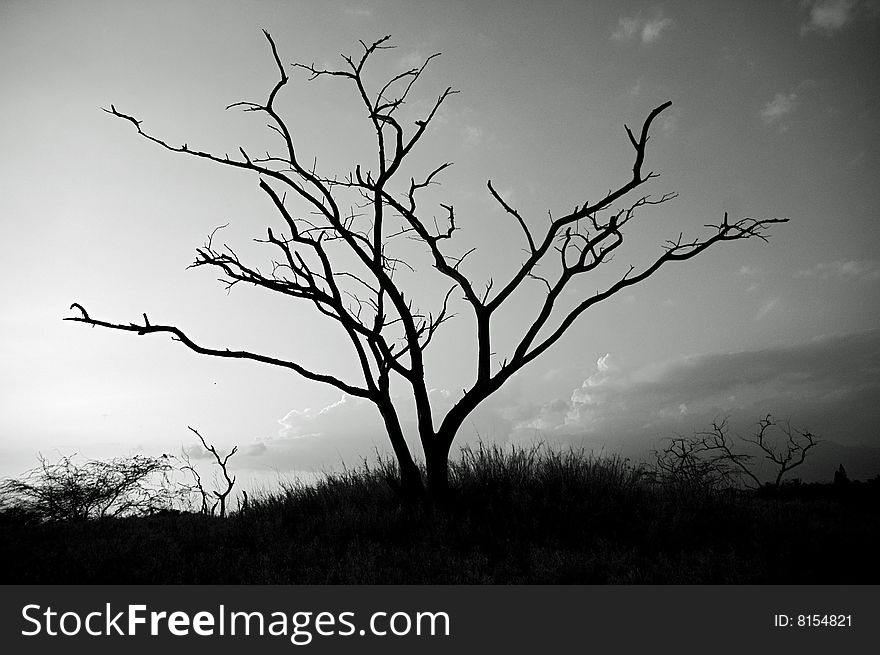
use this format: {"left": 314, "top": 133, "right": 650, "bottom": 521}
{"left": 65, "top": 32, "right": 787, "bottom": 504}
{"left": 742, "top": 415, "right": 819, "bottom": 487}
{"left": 654, "top": 415, "right": 819, "bottom": 489}
{"left": 185, "top": 427, "right": 237, "bottom": 518}
{"left": 178, "top": 446, "right": 211, "bottom": 516}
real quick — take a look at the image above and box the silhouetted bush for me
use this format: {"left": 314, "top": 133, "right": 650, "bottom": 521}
{"left": 1, "top": 445, "right": 877, "bottom": 583}
{"left": 0, "top": 453, "right": 180, "bottom": 522}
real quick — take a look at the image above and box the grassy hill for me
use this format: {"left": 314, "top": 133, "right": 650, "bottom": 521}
{"left": 2, "top": 445, "right": 879, "bottom": 584}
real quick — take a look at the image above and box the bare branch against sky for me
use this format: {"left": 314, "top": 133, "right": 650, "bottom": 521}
{"left": 68, "top": 28, "right": 785, "bottom": 502}
{"left": 1, "top": 1, "right": 878, "bottom": 485}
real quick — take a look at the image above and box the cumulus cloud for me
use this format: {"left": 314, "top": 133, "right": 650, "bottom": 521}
{"left": 800, "top": 0, "right": 857, "bottom": 35}
{"left": 795, "top": 259, "right": 880, "bottom": 281}
{"left": 243, "top": 388, "right": 473, "bottom": 472}
{"left": 612, "top": 11, "right": 674, "bottom": 45}
{"left": 510, "top": 330, "right": 880, "bottom": 457}
{"left": 226, "top": 331, "right": 880, "bottom": 482}
{"left": 278, "top": 395, "right": 378, "bottom": 440}
{"left": 760, "top": 92, "right": 798, "bottom": 126}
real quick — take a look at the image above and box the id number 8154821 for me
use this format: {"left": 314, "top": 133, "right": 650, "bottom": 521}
{"left": 773, "top": 614, "right": 852, "bottom": 627}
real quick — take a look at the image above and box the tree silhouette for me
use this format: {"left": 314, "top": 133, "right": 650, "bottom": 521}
{"left": 0, "top": 453, "right": 178, "bottom": 521}
{"left": 66, "top": 32, "right": 787, "bottom": 505}
{"left": 179, "top": 428, "right": 238, "bottom": 517}
{"left": 654, "top": 415, "right": 819, "bottom": 489}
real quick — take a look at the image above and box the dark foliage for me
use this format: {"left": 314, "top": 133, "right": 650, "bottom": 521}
{"left": 653, "top": 415, "right": 819, "bottom": 489}
{"left": 0, "top": 453, "right": 179, "bottom": 522}
{"left": 1, "top": 445, "right": 878, "bottom": 584}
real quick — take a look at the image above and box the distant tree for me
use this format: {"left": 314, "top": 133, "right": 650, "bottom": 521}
{"left": 178, "top": 443, "right": 211, "bottom": 516}
{"left": 654, "top": 415, "right": 820, "bottom": 489}
{"left": 0, "top": 453, "right": 178, "bottom": 522}
{"left": 833, "top": 464, "right": 850, "bottom": 488}
{"left": 66, "top": 32, "right": 787, "bottom": 505}
{"left": 181, "top": 427, "right": 238, "bottom": 518}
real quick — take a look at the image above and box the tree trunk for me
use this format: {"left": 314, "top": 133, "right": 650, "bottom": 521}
{"left": 398, "top": 457, "right": 426, "bottom": 503}
{"left": 425, "top": 437, "right": 452, "bottom": 505}
{"left": 377, "top": 401, "right": 428, "bottom": 505}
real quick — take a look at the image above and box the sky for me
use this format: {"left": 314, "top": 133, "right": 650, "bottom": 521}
{"left": 1, "top": 0, "right": 879, "bottom": 486}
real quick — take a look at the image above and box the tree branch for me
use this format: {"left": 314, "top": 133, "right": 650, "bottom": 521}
{"left": 64, "top": 303, "right": 374, "bottom": 399}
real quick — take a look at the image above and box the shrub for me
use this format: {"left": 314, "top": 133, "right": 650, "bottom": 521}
{"left": 0, "top": 453, "right": 180, "bottom": 522}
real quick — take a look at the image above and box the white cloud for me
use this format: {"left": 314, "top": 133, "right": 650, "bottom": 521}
{"left": 795, "top": 259, "right": 880, "bottom": 281}
{"left": 463, "top": 125, "right": 483, "bottom": 146}
{"left": 243, "top": 442, "right": 267, "bottom": 457}
{"left": 278, "top": 395, "right": 376, "bottom": 440}
{"left": 182, "top": 443, "right": 214, "bottom": 460}
{"left": 398, "top": 51, "right": 424, "bottom": 70}
{"left": 510, "top": 330, "right": 880, "bottom": 455}
{"left": 755, "top": 297, "right": 780, "bottom": 320}
{"left": 760, "top": 92, "right": 798, "bottom": 125}
{"left": 641, "top": 16, "right": 674, "bottom": 43}
{"left": 612, "top": 11, "right": 674, "bottom": 45}
{"left": 659, "top": 111, "right": 678, "bottom": 136}
{"left": 612, "top": 15, "right": 641, "bottom": 41}
{"left": 738, "top": 265, "right": 762, "bottom": 293}
{"left": 800, "top": 0, "right": 857, "bottom": 35}
{"left": 210, "top": 332, "right": 880, "bottom": 482}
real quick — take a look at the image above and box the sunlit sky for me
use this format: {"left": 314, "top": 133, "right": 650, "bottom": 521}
{"left": 2, "top": 0, "right": 879, "bottom": 484}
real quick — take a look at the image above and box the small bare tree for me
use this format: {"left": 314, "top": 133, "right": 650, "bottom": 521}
{"left": 654, "top": 415, "right": 819, "bottom": 490}
{"left": 66, "top": 32, "right": 787, "bottom": 504}
{"left": 186, "top": 427, "right": 237, "bottom": 518}
{"left": 178, "top": 447, "right": 211, "bottom": 516}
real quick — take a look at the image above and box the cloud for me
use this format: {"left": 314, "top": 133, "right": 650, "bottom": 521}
{"left": 510, "top": 330, "right": 880, "bottom": 459}
{"left": 760, "top": 92, "right": 798, "bottom": 126}
{"left": 249, "top": 388, "right": 471, "bottom": 472}
{"left": 342, "top": 6, "right": 373, "bottom": 19}
{"left": 278, "top": 395, "right": 378, "bottom": 440}
{"left": 795, "top": 259, "right": 880, "bottom": 281}
{"left": 737, "top": 265, "right": 762, "bottom": 293}
{"left": 463, "top": 125, "right": 483, "bottom": 146}
{"left": 641, "top": 16, "right": 674, "bottom": 43}
{"left": 612, "top": 11, "right": 674, "bottom": 45}
{"left": 243, "top": 443, "right": 267, "bottom": 457}
{"left": 181, "top": 443, "right": 214, "bottom": 460}
{"left": 800, "top": 0, "right": 857, "bottom": 35}
{"left": 755, "top": 297, "right": 780, "bottom": 320}
{"left": 659, "top": 110, "right": 678, "bottom": 136}
{"left": 221, "top": 331, "right": 880, "bottom": 482}
{"left": 398, "top": 51, "right": 424, "bottom": 70}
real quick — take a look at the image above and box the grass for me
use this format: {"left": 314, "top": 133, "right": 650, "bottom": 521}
{"left": 2, "top": 443, "right": 879, "bottom": 584}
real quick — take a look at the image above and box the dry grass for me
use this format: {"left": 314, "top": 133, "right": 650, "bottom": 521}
{"left": 2, "top": 444, "right": 879, "bottom": 583}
